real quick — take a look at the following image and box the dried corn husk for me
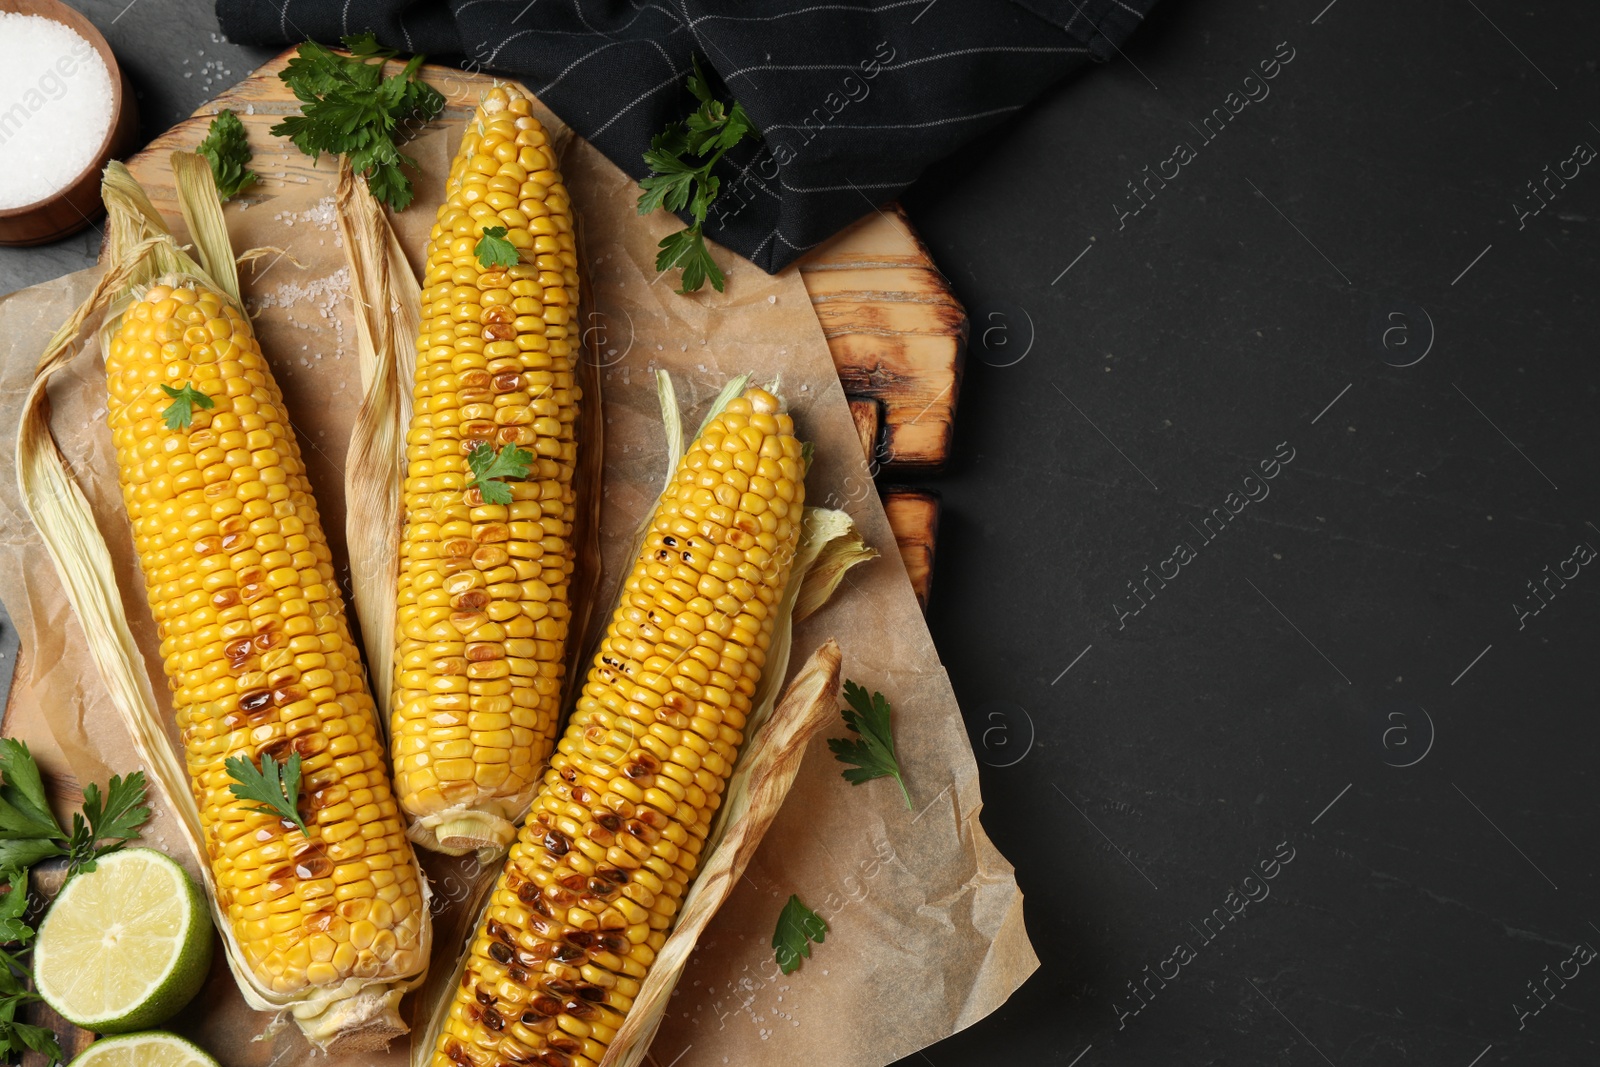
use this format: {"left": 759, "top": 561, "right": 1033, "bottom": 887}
{"left": 14, "top": 157, "right": 432, "bottom": 1051}
{"left": 409, "top": 372, "right": 872, "bottom": 1066}
{"left": 333, "top": 160, "right": 420, "bottom": 716}
{"left": 795, "top": 507, "right": 878, "bottom": 623}
{"left": 598, "top": 639, "right": 843, "bottom": 1067}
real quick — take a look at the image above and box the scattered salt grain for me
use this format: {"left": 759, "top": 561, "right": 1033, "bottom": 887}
{"left": 0, "top": 13, "right": 115, "bottom": 209}
{"left": 768, "top": 295, "right": 776, "bottom": 304}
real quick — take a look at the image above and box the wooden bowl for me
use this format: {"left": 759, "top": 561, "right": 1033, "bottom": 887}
{"left": 0, "top": 0, "right": 139, "bottom": 247}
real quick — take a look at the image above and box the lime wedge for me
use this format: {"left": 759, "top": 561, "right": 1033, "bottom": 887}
{"left": 68, "top": 1032, "right": 219, "bottom": 1067}
{"left": 34, "top": 849, "right": 214, "bottom": 1033}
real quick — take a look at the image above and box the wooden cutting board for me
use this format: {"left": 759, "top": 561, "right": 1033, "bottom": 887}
{"left": 124, "top": 49, "right": 964, "bottom": 609}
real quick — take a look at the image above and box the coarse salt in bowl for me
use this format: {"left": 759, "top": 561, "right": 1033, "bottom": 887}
{"left": 0, "top": 1, "right": 136, "bottom": 246}
{"left": 0, "top": 11, "right": 115, "bottom": 210}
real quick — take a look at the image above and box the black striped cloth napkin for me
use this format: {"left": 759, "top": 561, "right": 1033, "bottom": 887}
{"left": 217, "top": 0, "right": 1158, "bottom": 274}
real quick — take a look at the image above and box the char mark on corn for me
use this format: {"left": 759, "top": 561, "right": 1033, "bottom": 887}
{"left": 105, "top": 281, "right": 426, "bottom": 995}
{"left": 430, "top": 386, "right": 804, "bottom": 1067}
{"left": 392, "top": 84, "right": 583, "bottom": 850}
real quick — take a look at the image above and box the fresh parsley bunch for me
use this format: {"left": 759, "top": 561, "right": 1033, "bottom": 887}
{"left": 637, "top": 57, "right": 757, "bottom": 294}
{"left": 271, "top": 34, "right": 445, "bottom": 212}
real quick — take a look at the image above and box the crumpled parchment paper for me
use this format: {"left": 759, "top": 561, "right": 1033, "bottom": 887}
{"left": 0, "top": 81, "right": 1036, "bottom": 1067}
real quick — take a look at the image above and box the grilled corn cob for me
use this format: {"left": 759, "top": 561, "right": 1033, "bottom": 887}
{"left": 429, "top": 385, "right": 804, "bottom": 1067}
{"left": 105, "top": 282, "right": 427, "bottom": 997}
{"left": 392, "top": 84, "right": 582, "bottom": 854}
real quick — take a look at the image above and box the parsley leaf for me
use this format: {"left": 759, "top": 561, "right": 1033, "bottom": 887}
{"left": 0, "top": 1016, "right": 60, "bottom": 1064}
{"left": 197, "top": 108, "right": 257, "bottom": 201}
{"left": 341, "top": 31, "right": 390, "bottom": 59}
{"left": 160, "top": 382, "right": 214, "bottom": 431}
{"left": 655, "top": 226, "right": 723, "bottom": 295}
{"left": 772, "top": 895, "right": 827, "bottom": 975}
{"left": 827, "top": 681, "right": 911, "bottom": 809}
{"left": 467, "top": 442, "right": 534, "bottom": 506}
{"left": 65, "top": 773, "right": 150, "bottom": 875}
{"left": 636, "top": 56, "right": 758, "bottom": 294}
{"left": 226, "top": 752, "right": 309, "bottom": 837}
{"left": 271, "top": 36, "right": 445, "bottom": 212}
{"left": 0, "top": 869, "right": 32, "bottom": 947}
{"left": 475, "top": 226, "right": 522, "bottom": 270}
{"left": 0, "top": 741, "right": 65, "bottom": 845}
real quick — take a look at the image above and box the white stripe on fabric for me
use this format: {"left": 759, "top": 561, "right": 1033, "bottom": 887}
{"left": 764, "top": 103, "right": 1023, "bottom": 131}
{"left": 536, "top": 39, "right": 630, "bottom": 92}
{"left": 485, "top": 28, "right": 537, "bottom": 63}
{"left": 779, "top": 178, "right": 908, "bottom": 192}
{"left": 571, "top": 0, "right": 600, "bottom": 37}
{"left": 748, "top": 225, "right": 778, "bottom": 261}
{"left": 589, "top": 69, "right": 685, "bottom": 137}
{"left": 775, "top": 229, "right": 821, "bottom": 251}
{"left": 688, "top": 0, "right": 924, "bottom": 27}
{"left": 724, "top": 45, "right": 1086, "bottom": 82}
{"left": 537, "top": 34, "right": 679, "bottom": 92}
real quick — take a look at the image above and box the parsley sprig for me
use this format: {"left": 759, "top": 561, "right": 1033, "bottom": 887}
{"left": 0, "top": 740, "right": 150, "bottom": 875}
{"left": 772, "top": 894, "right": 827, "bottom": 975}
{"left": 271, "top": 34, "right": 445, "bottom": 212}
{"left": 160, "top": 382, "right": 214, "bottom": 431}
{"left": 474, "top": 226, "right": 521, "bottom": 270}
{"left": 828, "top": 681, "right": 911, "bottom": 809}
{"left": 636, "top": 57, "right": 757, "bottom": 294}
{"left": 467, "top": 443, "right": 534, "bottom": 506}
{"left": 226, "top": 752, "right": 308, "bottom": 837}
{"left": 197, "top": 108, "right": 257, "bottom": 201}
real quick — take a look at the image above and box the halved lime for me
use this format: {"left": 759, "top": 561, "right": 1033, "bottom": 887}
{"left": 34, "top": 848, "right": 214, "bottom": 1033}
{"left": 68, "top": 1031, "right": 219, "bottom": 1067}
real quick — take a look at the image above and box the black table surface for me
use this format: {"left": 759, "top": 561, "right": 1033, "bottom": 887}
{"left": 5, "top": 2, "right": 1598, "bottom": 1065}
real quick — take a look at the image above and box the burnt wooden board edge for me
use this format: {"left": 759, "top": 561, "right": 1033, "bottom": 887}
{"left": 881, "top": 489, "right": 941, "bottom": 613}
{"left": 801, "top": 204, "right": 967, "bottom": 473}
